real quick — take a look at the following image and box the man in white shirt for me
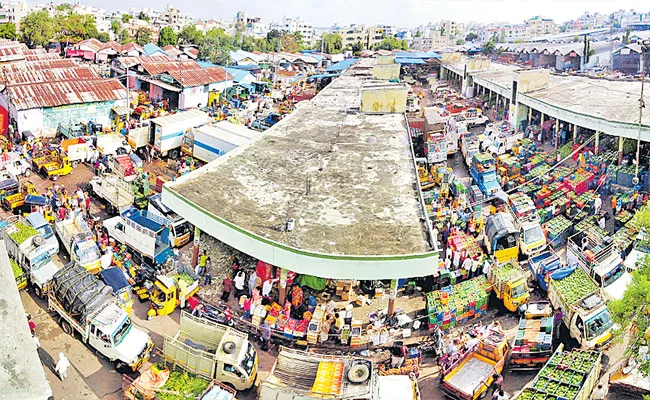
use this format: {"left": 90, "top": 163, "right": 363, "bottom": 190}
{"left": 452, "top": 250, "right": 461, "bottom": 269}
{"left": 461, "top": 256, "right": 473, "bottom": 273}
{"left": 593, "top": 195, "right": 602, "bottom": 215}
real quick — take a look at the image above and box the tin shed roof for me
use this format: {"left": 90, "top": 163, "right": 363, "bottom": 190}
{"left": 8, "top": 79, "right": 127, "bottom": 110}
{"left": 167, "top": 66, "right": 232, "bottom": 87}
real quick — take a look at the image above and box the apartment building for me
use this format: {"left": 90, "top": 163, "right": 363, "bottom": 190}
{"left": 235, "top": 11, "right": 266, "bottom": 38}
{"left": 163, "top": 5, "right": 194, "bottom": 32}
{"left": 439, "top": 20, "right": 464, "bottom": 39}
{"left": 525, "top": 16, "right": 557, "bottom": 37}
{"left": 0, "top": 0, "right": 25, "bottom": 30}
{"left": 270, "top": 16, "right": 314, "bottom": 44}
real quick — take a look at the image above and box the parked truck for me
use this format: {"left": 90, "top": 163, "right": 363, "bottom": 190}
{"left": 61, "top": 138, "right": 93, "bottom": 166}
{"left": 0, "top": 216, "right": 59, "bottom": 297}
{"left": 148, "top": 193, "right": 192, "bottom": 248}
{"left": 487, "top": 259, "right": 530, "bottom": 313}
{"left": 461, "top": 133, "right": 480, "bottom": 167}
{"left": 260, "top": 347, "right": 415, "bottom": 400}
{"left": 95, "top": 133, "right": 130, "bottom": 157}
{"left": 147, "top": 264, "right": 200, "bottom": 318}
{"left": 483, "top": 212, "right": 519, "bottom": 262}
{"left": 25, "top": 212, "right": 59, "bottom": 257}
{"left": 87, "top": 173, "right": 135, "bottom": 215}
{"left": 470, "top": 153, "right": 501, "bottom": 198}
{"left": 440, "top": 330, "right": 509, "bottom": 400}
{"left": 513, "top": 344, "right": 601, "bottom": 400}
{"left": 548, "top": 265, "right": 616, "bottom": 349}
{"left": 528, "top": 250, "right": 563, "bottom": 292}
{"left": 163, "top": 312, "right": 257, "bottom": 391}
{"left": 150, "top": 109, "right": 209, "bottom": 159}
{"left": 508, "top": 192, "right": 547, "bottom": 256}
{"left": 509, "top": 301, "right": 554, "bottom": 370}
{"left": 126, "top": 122, "right": 151, "bottom": 155}
{"left": 54, "top": 214, "right": 101, "bottom": 274}
{"left": 103, "top": 208, "right": 173, "bottom": 266}
{"left": 181, "top": 124, "right": 249, "bottom": 163}
{"left": 567, "top": 232, "right": 631, "bottom": 301}
{"left": 48, "top": 263, "right": 153, "bottom": 371}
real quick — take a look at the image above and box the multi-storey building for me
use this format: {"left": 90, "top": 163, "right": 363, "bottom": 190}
{"left": 0, "top": 0, "right": 25, "bottom": 30}
{"left": 525, "top": 16, "right": 557, "bottom": 37}
{"left": 270, "top": 16, "right": 314, "bottom": 44}
{"left": 439, "top": 20, "right": 464, "bottom": 39}
{"left": 162, "top": 5, "right": 194, "bottom": 32}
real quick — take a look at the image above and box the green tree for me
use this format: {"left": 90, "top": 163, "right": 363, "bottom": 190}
{"left": 111, "top": 19, "right": 121, "bottom": 35}
{"left": 0, "top": 23, "right": 16, "bottom": 40}
{"left": 483, "top": 39, "right": 495, "bottom": 55}
{"left": 158, "top": 27, "right": 177, "bottom": 47}
{"left": 315, "top": 33, "right": 342, "bottom": 54}
{"left": 266, "top": 29, "right": 282, "bottom": 41}
{"left": 55, "top": 3, "right": 73, "bottom": 13}
{"left": 97, "top": 32, "right": 110, "bottom": 43}
{"left": 135, "top": 27, "right": 150, "bottom": 45}
{"left": 456, "top": 39, "right": 465, "bottom": 45}
{"left": 415, "top": 30, "right": 422, "bottom": 37}
{"left": 198, "top": 34, "right": 233, "bottom": 65}
{"left": 465, "top": 32, "right": 478, "bottom": 42}
{"left": 20, "top": 10, "right": 54, "bottom": 48}
{"left": 179, "top": 24, "right": 202, "bottom": 45}
{"left": 350, "top": 41, "right": 363, "bottom": 55}
{"left": 118, "top": 28, "right": 131, "bottom": 44}
{"left": 138, "top": 12, "right": 150, "bottom": 22}
{"left": 121, "top": 14, "right": 132, "bottom": 23}
{"left": 624, "top": 28, "right": 632, "bottom": 45}
{"left": 241, "top": 35, "right": 256, "bottom": 52}
{"left": 56, "top": 13, "right": 99, "bottom": 43}
{"left": 373, "top": 36, "right": 407, "bottom": 51}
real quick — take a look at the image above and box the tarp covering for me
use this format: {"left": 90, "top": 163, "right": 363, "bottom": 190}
{"left": 325, "top": 58, "right": 358, "bottom": 72}
{"left": 25, "top": 194, "right": 49, "bottom": 206}
{"left": 100, "top": 267, "right": 130, "bottom": 294}
{"left": 485, "top": 212, "right": 517, "bottom": 243}
{"left": 52, "top": 263, "right": 113, "bottom": 320}
{"left": 308, "top": 73, "right": 341, "bottom": 79}
{"left": 297, "top": 274, "right": 328, "bottom": 291}
{"left": 395, "top": 58, "right": 427, "bottom": 65}
{"left": 550, "top": 264, "right": 577, "bottom": 281}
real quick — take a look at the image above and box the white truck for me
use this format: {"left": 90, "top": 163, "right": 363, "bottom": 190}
{"left": 148, "top": 193, "right": 193, "bottom": 248}
{"left": 54, "top": 214, "right": 102, "bottom": 274}
{"left": 444, "top": 116, "right": 466, "bottom": 155}
{"left": 87, "top": 174, "right": 135, "bottom": 215}
{"left": 49, "top": 263, "right": 154, "bottom": 372}
{"left": 181, "top": 124, "right": 250, "bottom": 163}
{"left": 0, "top": 216, "right": 59, "bottom": 298}
{"left": 95, "top": 133, "right": 130, "bottom": 157}
{"left": 260, "top": 347, "right": 419, "bottom": 400}
{"left": 4, "top": 158, "right": 32, "bottom": 177}
{"left": 126, "top": 122, "right": 151, "bottom": 155}
{"left": 150, "top": 109, "right": 209, "bottom": 159}
{"left": 548, "top": 265, "right": 616, "bottom": 349}
{"left": 162, "top": 312, "right": 258, "bottom": 391}
{"left": 103, "top": 208, "right": 173, "bottom": 266}
{"left": 567, "top": 232, "right": 631, "bottom": 301}
{"left": 507, "top": 193, "right": 547, "bottom": 256}
{"left": 61, "top": 138, "right": 93, "bottom": 166}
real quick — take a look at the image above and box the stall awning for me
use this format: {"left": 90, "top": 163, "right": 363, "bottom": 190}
{"left": 308, "top": 73, "right": 341, "bottom": 79}
{"left": 395, "top": 58, "right": 427, "bottom": 65}
{"left": 111, "top": 106, "right": 131, "bottom": 116}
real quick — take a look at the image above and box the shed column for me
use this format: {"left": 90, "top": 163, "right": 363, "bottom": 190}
{"left": 555, "top": 119, "right": 560, "bottom": 149}
{"left": 528, "top": 106, "right": 532, "bottom": 123}
{"left": 192, "top": 226, "right": 200, "bottom": 267}
{"left": 387, "top": 279, "right": 398, "bottom": 316}
{"left": 278, "top": 268, "right": 288, "bottom": 305}
{"left": 573, "top": 124, "right": 577, "bottom": 142}
{"left": 594, "top": 131, "right": 600, "bottom": 156}
{"left": 618, "top": 135, "right": 624, "bottom": 165}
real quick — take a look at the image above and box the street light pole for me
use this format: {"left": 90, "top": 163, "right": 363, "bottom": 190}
{"left": 637, "top": 40, "right": 650, "bottom": 177}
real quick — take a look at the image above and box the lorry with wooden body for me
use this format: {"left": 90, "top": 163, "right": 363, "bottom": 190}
{"left": 486, "top": 259, "right": 530, "bottom": 313}
{"left": 509, "top": 301, "right": 554, "bottom": 370}
{"left": 0, "top": 216, "right": 59, "bottom": 297}
{"left": 470, "top": 153, "right": 501, "bottom": 198}
{"left": 548, "top": 265, "right": 616, "bottom": 349}
{"left": 54, "top": 214, "right": 101, "bottom": 274}
{"left": 103, "top": 208, "right": 173, "bottom": 266}
{"left": 163, "top": 312, "right": 258, "bottom": 391}
{"left": 48, "top": 263, "right": 153, "bottom": 372}
{"left": 440, "top": 330, "right": 509, "bottom": 399}
{"left": 150, "top": 110, "right": 209, "bottom": 159}
{"left": 87, "top": 174, "right": 135, "bottom": 215}
{"left": 508, "top": 192, "right": 547, "bottom": 257}
{"left": 61, "top": 138, "right": 93, "bottom": 166}
{"left": 24, "top": 212, "right": 59, "bottom": 257}
{"left": 148, "top": 193, "right": 192, "bottom": 248}
{"left": 2, "top": 181, "right": 36, "bottom": 211}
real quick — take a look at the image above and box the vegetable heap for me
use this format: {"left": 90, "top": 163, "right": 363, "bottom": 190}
{"left": 552, "top": 267, "right": 597, "bottom": 304}
{"left": 11, "top": 258, "right": 23, "bottom": 278}
{"left": 174, "top": 273, "right": 195, "bottom": 286}
{"left": 158, "top": 371, "right": 210, "bottom": 400}
{"left": 492, "top": 262, "right": 521, "bottom": 282}
{"left": 9, "top": 222, "right": 39, "bottom": 245}
{"left": 519, "top": 349, "right": 599, "bottom": 400}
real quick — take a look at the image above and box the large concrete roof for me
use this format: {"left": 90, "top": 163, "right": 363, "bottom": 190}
{"left": 165, "top": 59, "right": 436, "bottom": 279}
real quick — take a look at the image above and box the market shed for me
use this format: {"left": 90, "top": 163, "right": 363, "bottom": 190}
{"left": 0, "top": 240, "right": 52, "bottom": 400}
{"left": 164, "top": 58, "right": 437, "bottom": 280}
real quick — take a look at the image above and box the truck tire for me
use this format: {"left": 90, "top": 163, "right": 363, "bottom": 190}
{"left": 168, "top": 149, "right": 179, "bottom": 159}
{"left": 71, "top": 161, "right": 79, "bottom": 168}
{"left": 115, "top": 361, "right": 128, "bottom": 373}
{"left": 348, "top": 363, "right": 370, "bottom": 384}
{"left": 33, "top": 286, "right": 42, "bottom": 298}
{"left": 52, "top": 175, "right": 58, "bottom": 181}
{"left": 33, "top": 235, "right": 45, "bottom": 246}
{"left": 222, "top": 341, "right": 237, "bottom": 354}
{"left": 61, "top": 320, "right": 73, "bottom": 336}
{"left": 24, "top": 168, "right": 31, "bottom": 177}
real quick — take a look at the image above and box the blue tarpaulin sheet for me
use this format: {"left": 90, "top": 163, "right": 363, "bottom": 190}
{"left": 325, "top": 58, "right": 358, "bottom": 72}
{"left": 100, "top": 267, "right": 130, "bottom": 293}
{"left": 25, "top": 195, "right": 48, "bottom": 206}
{"left": 395, "top": 58, "right": 427, "bottom": 65}
{"left": 550, "top": 265, "right": 576, "bottom": 281}
{"left": 308, "top": 73, "right": 341, "bottom": 79}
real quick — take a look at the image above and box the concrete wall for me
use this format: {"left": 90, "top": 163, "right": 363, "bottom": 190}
{"left": 442, "top": 52, "right": 462, "bottom": 63}
{"left": 360, "top": 87, "right": 408, "bottom": 114}
{"left": 516, "top": 69, "right": 550, "bottom": 93}
{"left": 180, "top": 86, "right": 208, "bottom": 109}
{"left": 466, "top": 58, "right": 490, "bottom": 72}
{"left": 372, "top": 64, "right": 401, "bottom": 80}
{"left": 377, "top": 56, "right": 395, "bottom": 65}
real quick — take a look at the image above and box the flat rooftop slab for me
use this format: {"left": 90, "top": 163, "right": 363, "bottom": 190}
{"left": 165, "top": 59, "right": 436, "bottom": 279}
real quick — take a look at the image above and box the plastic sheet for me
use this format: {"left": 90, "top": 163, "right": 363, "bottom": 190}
{"left": 52, "top": 263, "right": 113, "bottom": 319}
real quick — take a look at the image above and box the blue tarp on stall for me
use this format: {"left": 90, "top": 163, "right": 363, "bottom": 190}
{"left": 325, "top": 58, "right": 358, "bottom": 72}
{"left": 395, "top": 58, "right": 427, "bottom": 65}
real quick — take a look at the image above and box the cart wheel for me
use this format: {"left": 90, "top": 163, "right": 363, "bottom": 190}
{"left": 168, "top": 149, "right": 179, "bottom": 159}
{"left": 33, "top": 286, "right": 42, "bottom": 298}
{"left": 52, "top": 175, "right": 58, "bottom": 181}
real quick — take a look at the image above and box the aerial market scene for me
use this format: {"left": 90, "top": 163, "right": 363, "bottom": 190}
{"left": 5, "top": 1, "right": 650, "bottom": 400}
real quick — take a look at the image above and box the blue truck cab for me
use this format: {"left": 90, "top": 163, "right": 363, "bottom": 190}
{"left": 25, "top": 212, "right": 59, "bottom": 257}
{"left": 527, "top": 250, "right": 563, "bottom": 292}
{"left": 470, "top": 154, "right": 502, "bottom": 197}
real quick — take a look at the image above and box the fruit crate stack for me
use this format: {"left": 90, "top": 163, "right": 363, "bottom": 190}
{"left": 513, "top": 317, "right": 553, "bottom": 352}
{"left": 448, "top": 231, "right": 483, "bottom": 259}
{"left": 550, "top": 166, "right": 572, "bottom": 182}
{"left": 510, "top": 192, "right": 537, "bottom": 219}
{"left": 526, "top": 154, "right": 548, "bottom": 170}
{"left": 515, "top": 347, "right": 601, "bottom": 400}
{"left": 586, "top": 150, "right": 616, "bottom": 174}
{"left": 574, "top": 220, "right": 608, "bottom": 240}
{"left": 558, "top": 142, "right": 574, "bottom": 159}
{"left": 562, "top": 170, "right": 594, "bottom": 195}
{"left": 612, "top": 220, "right": 640, "bottom": 252}
{"left": 426, "top": 276, "right": 491, "bottom": 332}
{"left": 545, "top": 215, "right": 572, "bottom": 249}
{"left": 524, "top": 164, "right": 551, "bottom": 181}
{"left": 614, "top": 209, "right": 634, "bottom": 228}
{"left": 573, "top": 190, "right": 595, "bottom": 210}
{"left": 614, "top": 164, "right": 643, "bottom": 187}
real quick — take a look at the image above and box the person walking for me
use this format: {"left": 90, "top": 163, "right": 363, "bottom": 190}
{"left": 233, "top": 270, "right": 246, "bottom": 299}
{"left": 203, "top": 259, "right": 212, "bottom": 285}
{"left": 196, "top": 250, "right": 208, "bottom": 276}
{"left": 553, "top": 308, "right": 563, "bottom": 340}
{"left": 590, "top": 383, "right": 607, "bottom": 400}
{"left": 221, "top": 276, "right": 233, "bottom": 302}
{"left": 260, "top": 321, "right": 272, "bottom": 351}
{"left": 593, "top": 195, "right": 602, "bottom": 215}
{"left": 55, "top": 352, "right": 71, "bottom": 381}
{"left": 172, "top": 247, "right": 180, "bottom": 269}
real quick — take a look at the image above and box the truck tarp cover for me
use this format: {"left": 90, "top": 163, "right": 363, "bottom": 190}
{"left": 485, "top": 213, "right": 517, "bottom": 243}
{"left": 100, "top": 267, "right": 130, "bottom": 294}
{"left": 52, "top": 263, "right": 113, "bottom": 319}
{"left": 550, "top": 264, "right": 577, "bottom": 281}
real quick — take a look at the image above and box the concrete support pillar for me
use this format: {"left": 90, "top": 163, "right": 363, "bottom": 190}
{"left": 528, "top": 106, "right": 532, "bottom": 123}
{"left": 555, "top": 119, "right": 560, "bottom": 149}
{"left": 573, "top": 124, "right": 577, "bottom": 142}
{"left": 278, "top": 268, "right": 288, "bottom": 305}
{"left": 488, "top": 90, "right": 492, "bottom": 104}
{"left": 496, "top": 94, "right": 500, "bottom": 113}
{"left": 595, "top": 131, "right": 600, "bottom": 156}
{"left": 541, "top": 113, "right": 545, "bottom": 126}
{"left": 387, "top": 279, "right": 398, "bottom": 316}
{"left": 618, "top": 135, "right": 624, "bottom": 165}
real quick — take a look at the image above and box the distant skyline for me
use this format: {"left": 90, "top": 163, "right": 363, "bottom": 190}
{"left": 79, "top": 0, "right": 650, "bottom": 27}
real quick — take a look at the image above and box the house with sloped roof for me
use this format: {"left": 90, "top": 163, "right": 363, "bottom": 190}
{"left": 142, "top": 43, "right": 168, "bottom": 57}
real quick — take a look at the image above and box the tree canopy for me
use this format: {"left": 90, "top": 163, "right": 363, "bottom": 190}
{"left": 179, "top": 24, "right": 203, "bottom": 45}
{"left": 21, "top": 10, "right": 55, "bottom": 47}
{"left": 0, "top": 23, "right": 16, "bottom": 40}
{"left": 465, "top": 32, "right": 478, "bottom": 42}
{"left": 135, "top": 27, "right": 150, "bottom": 46}
{"left": 315, "top": 33, "right": 342, "bottom": 54}
{"left": 121, "top": 14, "right": 132, "bottom": 23}
{"left": 158, "top": 27, "right": 177, "bottom": 47}
{"left": 373, "top": 36, "right": 408, "bottom": 51}
{"left": 483, "top": 39, "right": 495, "bottom": 54}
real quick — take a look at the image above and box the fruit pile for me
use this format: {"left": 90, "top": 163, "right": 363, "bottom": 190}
{"left": 492, "top": 262, "right": 521, "bottom": 282}
{"left": 552, "top": 267, "right": 597, "bottom": 304}
{"left": 158, "top": 369, "right": 210, "bottom": 400}
{"left": 558, "top": 142, "right": 574, "bottom": 159}
{"left": 448, "top": 231, "right": 483, "bottom": 259}
{"left": 8, "top": 222, "right": 39, "bottom": 244}
{"left": 426, "top": 276, "right": 491, "bottom": 331}
{"left": 574, "top": 220, "right": 608, "bottom": 240}
{"left": 519, "top": 349, "right": 599, "bottom": 400}
{"left": 545, "top": 215, "right": 571, "bottom": 240}
{"left": 114, "top": 155, "right": 135, "bottom": 177}
{"left": 612, "top": 220, "right": 640, "bottom": 250}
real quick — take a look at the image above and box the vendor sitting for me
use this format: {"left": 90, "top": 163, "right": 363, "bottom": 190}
{"left": 386, "top": 311, "right": 399, "bottom": 328}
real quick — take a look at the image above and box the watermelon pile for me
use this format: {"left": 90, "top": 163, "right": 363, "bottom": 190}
{"left": 552, "top": 267, "right": 597, "bottom": 304}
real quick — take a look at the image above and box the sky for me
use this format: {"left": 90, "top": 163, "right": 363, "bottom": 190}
{"left": 83, "top": 0, "right": 650, "bottom": 27}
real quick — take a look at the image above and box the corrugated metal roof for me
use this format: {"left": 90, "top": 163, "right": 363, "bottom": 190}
{"left": 23, "top": 48, "right": 46, "bottom": 55}
{"left": 8, "top": 79, "right": 127, "bottom": 110}
{"left": 120, "top": 43, "right": 143, "bottom": 54}
{"left": 167, "top": 66, "right": 232, "bottom": 87}
{"left": 140, "top": 60, "right": 201, "bottom": 75}
{"left": 0, "top": 42, "right": 24, "bottom": 62}
{"left": 143, "top": 43, "right": 167, "bottom": 56}
{"left": 75, "top": 38, "right": 103, "bottom": 52}
{"left": 325, "top": 58, "right": 358, "bottom": 72}
{"left": 1, "top": 67, "right": 102, "bottom": 86}
{"left": 25, "top": 53, "right": 60, "bottom": 61}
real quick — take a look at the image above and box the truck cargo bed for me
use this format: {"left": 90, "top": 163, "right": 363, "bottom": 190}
{"left": 444, "top": 354, "right": 494, "bottom": 396}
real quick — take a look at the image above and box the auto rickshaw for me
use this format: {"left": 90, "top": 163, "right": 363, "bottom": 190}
{"left": 146, "top": 265, "right": 200, "bottom": 319}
